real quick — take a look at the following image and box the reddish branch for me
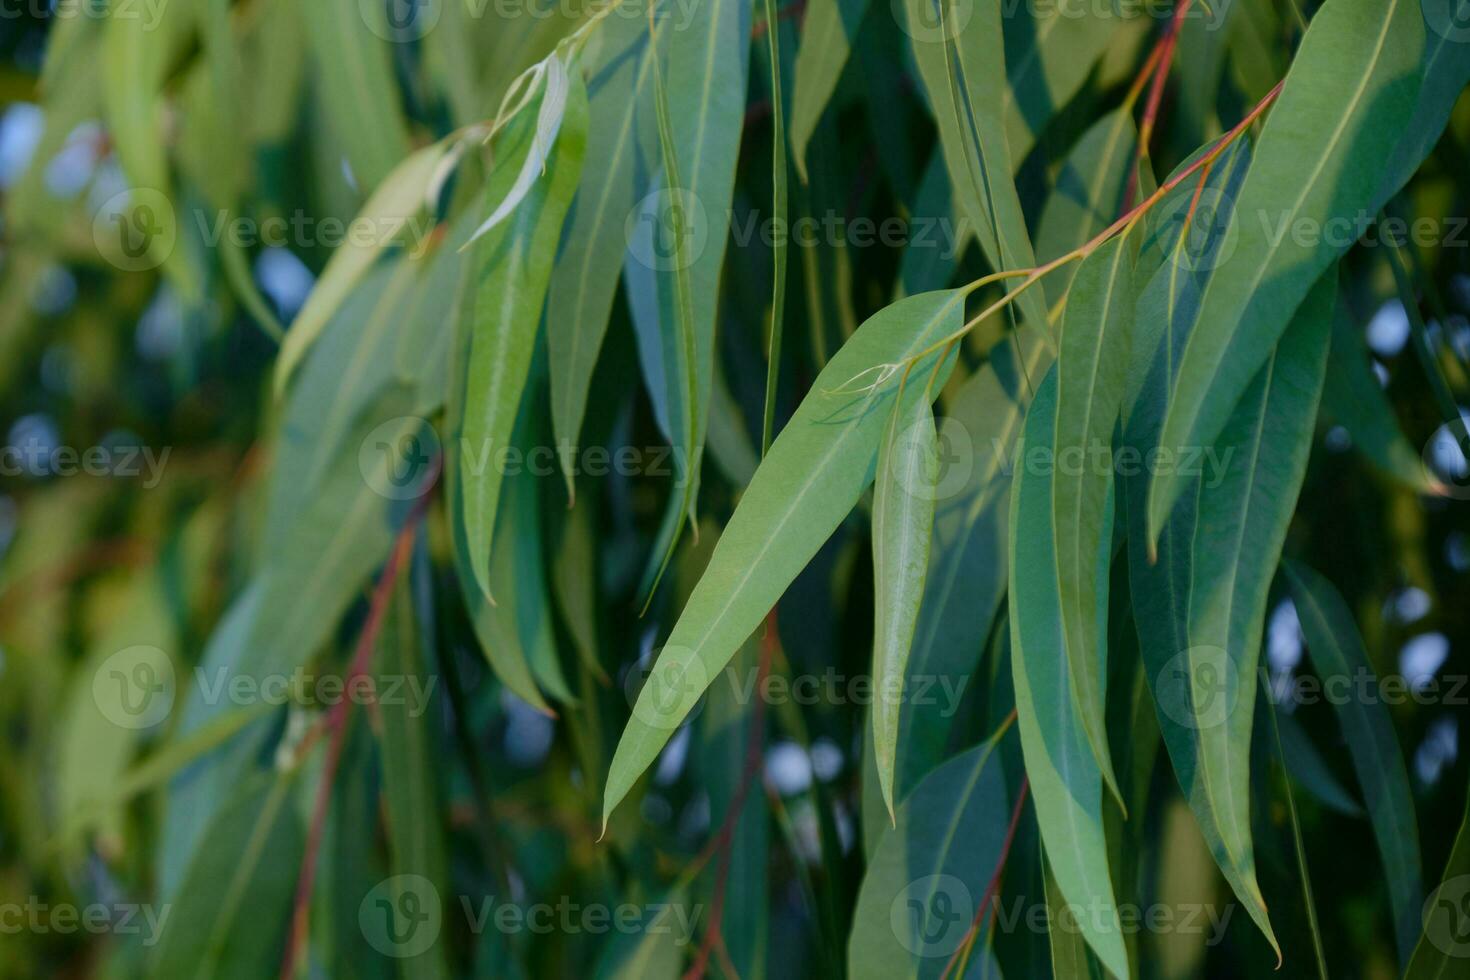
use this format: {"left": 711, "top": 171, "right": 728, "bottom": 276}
{"left": 682, "top": 610, "right": 778, "bottom": 980}
{"left": 277, "top": 472, "right": 438, "bottom": 979}
{"left": 939, "top": 776, "right": 1031, "bottom": 980}
{"left": 1124, "top": 0, "right": 1194, "bottom": 211}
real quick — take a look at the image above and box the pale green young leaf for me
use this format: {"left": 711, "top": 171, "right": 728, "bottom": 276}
{"left": 872, "top": 391, "right": 938, "bottom": 820}
{"left": 461, "top": 70, "right": 589, "bottom": 602}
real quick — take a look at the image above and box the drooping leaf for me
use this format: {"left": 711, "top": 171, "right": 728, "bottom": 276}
{"left": 848, "top": 737, "right": 1009, "bottom": 979}
{"left": 1008, "top": 363, "right": 1127, "bottom": 978}
{"left": 150, "top": 771, "right": 304, "bottom": 978}
{"left": 872, "top": 390, "right": 939, "bottom": 819}
{"left": 1147, "top": 0, "right": 1425, "bottom": 543}
{"left": 1050, "top": 233, "right": 1136, "bottom": 802}
{"left": 902, "top": 0, "right": 1047, "bottom": 332}
{"left": 1283, "top": 558, "right": 1425, "bottom": 966}
{"left": 461, "top": 67, "right": 589, "bottom": 601}
{"left": 1405, "top": 781, "right": 1470, "bottom": 979}
{"left": 895, "top": 326, "right": 1050, "bottom": 800}
{"left": 1322, "top": 300, "right": 1440, "bottom": 492}
{"left": 604, "top": 288, "right": 966, "bottom": 827}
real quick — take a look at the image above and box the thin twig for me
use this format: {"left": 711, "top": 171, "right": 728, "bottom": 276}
{"left": 939, "top": 776, "right": 1031, "bottom": 980}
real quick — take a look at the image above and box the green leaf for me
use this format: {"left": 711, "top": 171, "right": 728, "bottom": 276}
{"left": 274, "top": 138, "right": 460, "bottom": 394}
{"left": 1043, "top": 848, "right": 1107, "bottom": 980}
{"left": 760, "top": 0, "right": 790, "bottom": 456}
{"left": 376, "top": 575, "right": 451, "bottom": 980}
{"left": 1008, "top": 363, "right": 1127, "bottom": 979}
{"left": 604, "top": 288, "right": 966, "bottom": 828}
{"left": 1273, "top": 709, "right": 1364, "bottom": 818}
{"left": 789, "top": 0, "right": 871, "bottom": 183}
{"left": 150, "top": 770, "right": 304, "bottom": 978}
{"left": 1146, "top": 0, "right": 1425, "bottom": 543}
{"left": 1405, "top": 781, "right": 1470, "bottom": 979}
{"left": 872, "top": 391, "right": 939, "bottom": 820}
{"left": 895, "top": 326, "right": 1050, "bottom": 799}
{"left": 1282, "top": 558, "right": 1425, "bottom": 966}
{"left": 1322, "top": 300, "right": 1439, "bottom": 492}
{"left": 546, "top": 8, "right": 657, "bottom": 496}
{"left": 902, "top": 0, "right": 1047, "bottom": 332}
{"left": 301, "top": 0, "right": 412, "bottom": 191}
{"left": 1051, "top": 234, "right": 1136, "bottom": 804}
{"left": 848, "top": 737, "right": 1008, "bottom": 979}
{"left": 461, "top": 66, "right": 589, "bottom": 602}
{"left": 1380, "top": 0, "right": 1470, "bottom": 200}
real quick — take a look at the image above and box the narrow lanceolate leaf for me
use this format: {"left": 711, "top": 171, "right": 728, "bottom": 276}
{"left": 872, "top": 393, "right": 938, "bottom": 820}
{"left": 1405, "top": 783, "right": 1470, "bottom": 979}
{"left": 1009, "top": 364, "right": 1128, "bottom": 979}
{"left": 150, "top": 772, "right": 303, "bottom": 977}
{"left": 1380, "top": 0, "right": 1470, "bottom": 201}
{"left": 603, "top": 289, "right": 966, "bottom": 828}
{"left": 760, "top": 0, "right": 790, "bottom": 457}
{"left": 546, "top": 10, "right": 656, "bottom": 496}
{"left": 895, "top": 326, "right": 1051, "bottom": 799}
{"left": 1146, "top": 0, "right": 1424, "bottom": 544}
{"left": 1283, "top": 558, "right": 1425, "bottom": 967}
{"left": 848, "top": 738, "right": 1008, "bottom": 979}
{"left": 1052, "top": 234, "right": 1135, "bottom": 804}
{"left": 466, "top": 54, "right": 573, "bottom": 246}
{"left": 462, "top": 73, "right": 589, "bottom": 602}
{"left": 903, "top": 0, "right": 1047, "bottom": 333}
{"left": 275, "top": 138, "right": 458, "bottom": 394}
{"left": 1322, "top": 302, "right": 1439, "bottom": 492}
{"left": 639, "top": 7, "right": 703, "bottom": 604}
{"left": 377, "top": 579, "right": 451, "bottom": 980}
{"left": 789, "top": 0, "right": 871, "bottom": 183}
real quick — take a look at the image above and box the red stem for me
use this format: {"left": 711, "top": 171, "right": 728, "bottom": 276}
{"left": 939, "top": 776, "right": 1031, "bottom": 980}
